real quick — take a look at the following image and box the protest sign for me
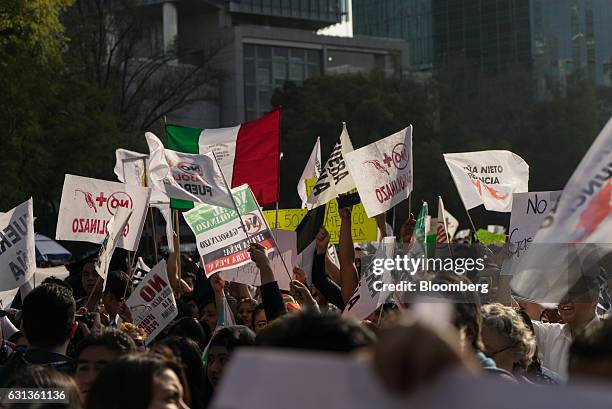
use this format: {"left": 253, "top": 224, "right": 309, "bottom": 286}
{"left": 444, "top": 150, "right": 529, "bottom": 212}
{"left": 56, "top": 175, "right": 150, "bottom": 251}
{"left": 0, "top": 198, "right": 35, "bottom": 292}
{"left": 219, "top": 229, "right": 296, "bottom": 291}
{"left": 263, "top": 209, "right": 307, "bottom": 230}
{"left": 345, "top": 126, "right": 413, "bottom": 217}
{"left": 502, "top": 191, "right": 562, "bottom": 275}
{"left": 305, "top": 123, "right": 355, "bottom": 209}
{"left": 126, "top": 260, "right": 177, "bottom": 345}
{"left": 343, "top": 238, "right": 395, "bottom": 320}
{"left": 263, "top": 181, "right": 377, "bottom": 244}
{"left": 94, "top": 206, "right": 133, "bottom": 290}
{"left": 183, "top": 184, "right": 274, "bottom": 277}
{"left": 146, "top": 132, "right": 234, "bottom": 208}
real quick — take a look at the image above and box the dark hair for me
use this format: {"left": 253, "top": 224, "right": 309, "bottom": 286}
{"left": 87, "top": 354, "right": 190, "bottom": 409}
{"left": 5, "top": 365, "right": 83, "bottom": 408}
{"left": 167, "top": 317, "right": 210, "bottom": 350}
{"left": 76, "top": 329, "right": 137, "bottom": 360}
{"left": 22, "top": 283, "right": 76, "bottom": 349}
{"left": 153, "top": 337, "right": 204, "bottom": 409}
{"left": 419, "top": 273, "right": 483, "bottom": 351}
{"left": 250, "top": 303, "right": 266, "bottom": 329}
{"left": 256, "top": 310, "right": 376, "bottom": 352}
{"left": 103, "top": 270, "right": 131, "bottom": 300}
{"left": 209, "top": 325, "right": 255, "bottom": 352}
{"left": 41, "top": 276, "right": 73, "bottom": 293}
{"left": 569, "top": 319, "right": 612, "bottom": 368}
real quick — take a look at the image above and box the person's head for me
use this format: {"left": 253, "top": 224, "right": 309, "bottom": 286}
{"left": 256, "top": 310, "right": 376, "bottom": 352}
{"left": 179, "top": 292, "right": 200, "bottom": 319}
{"left": 5, "top": 365, "right": 83, "bottom": 408}
{"left": 119, "top": 322, "right": 148, "bottom": 351}
{"left": 102, "top": 270, "right": 131, "bottom": 316}
{"left": 166, "top": 317, "right": 210, "bottom": 351}
{"left": 21, "top": 283, "right": 76, "bottom": 352}
{"left": 207, "top": 325, "right": 255, "bottom": 389}
{"left": 251, "top": 303, "right": 267, "bottom": 334}
{"left": 87, "top": 353, "right": 190, "bottom": 409}
{"left": 81, "top": 261, "right": 98, "bottom": 296}
{"left": 481, "top": 303, "right": 536, "bottom": 372}
{"left": 558, "top": 276, "right": 599, "bottom": 328}
{"left": 420, "top": 273, "right": 483, "bottom": 353}
{"left": 75, "top": 329, "right": 137, "bottom": 398}
{"left": 236, "top": 298, "right": 257, "bottom": 328}
{"left": 152, "top": 336, "right": 204, "bottom": 408}
{"left": 199, "top": 300, "right": 217, "bottom": 332}
{"left": 569, "top": 319, "right": 612, "bottom": 383}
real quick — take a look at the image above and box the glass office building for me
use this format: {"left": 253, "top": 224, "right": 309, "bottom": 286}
{"left": 353, "top": 0, "right": 433, "bottom": 70}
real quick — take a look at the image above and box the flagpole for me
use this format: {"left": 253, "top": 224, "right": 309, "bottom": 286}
{"left": 173, "top": 210, "right": 182, "bottom": 277}
{"left": 212, "top": 152, "right": 250, "bottom": 241}
{"left": 275, "top": 152, "right": 283, "bottom": 228}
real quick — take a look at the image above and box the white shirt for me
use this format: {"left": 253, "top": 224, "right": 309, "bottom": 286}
{"left": 531, "top": 316, "right": 600, "bottom": 381}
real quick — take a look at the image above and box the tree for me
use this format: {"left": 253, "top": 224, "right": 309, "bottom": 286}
{"left": 64, "top": 0, "right": 227, "bottom": 132}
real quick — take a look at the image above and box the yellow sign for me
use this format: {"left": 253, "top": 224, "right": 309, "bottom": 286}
{"left": 263, "top": 179, "right": 377, "bottom": 244}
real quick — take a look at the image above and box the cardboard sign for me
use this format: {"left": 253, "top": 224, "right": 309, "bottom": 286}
{"left": 0, "top": 198, "right": 36, "bottom": 291}
{"left": 126, "top": 260, "right": 177, "bottom": 345}
{"left": 183, "top": 185, "right": 274, "bottom": 277}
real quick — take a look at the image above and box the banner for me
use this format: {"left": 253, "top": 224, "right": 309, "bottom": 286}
{"left": 94, "top": 206, "right": 133, "bottom": 290}
{"left": 343, "top": 238, "right": 395, "bottom": 320}
{"left": 443, "top": 150, "right": 529, "bottom": 212}
{"left": 345, "top": 126, "right": 413, "bottom": 218}
{"left": 264, "top": 183, "right": 378, "bottom": 244}
{"left": 0, "top": 198, "right": 36, "bottom": 292}
{"left": 126, "top": 260, "right": 177, "bottom": 345}
{"left": 306, "top": 123, "right": 355, "bottom": 209}
{"left": 56, "top": 175, "right": 151, "bottom": 251}
{"left": 298, "top": 137, "right": 321, "bottom": 208}
{"left": 183, "top": 184, "right": 275, "bottom": 277}
{"left": 146, "top": 132, "right": 233, "bottom": 208}
{"left": 219, "top": 229, "right": 296, "bottom": 291}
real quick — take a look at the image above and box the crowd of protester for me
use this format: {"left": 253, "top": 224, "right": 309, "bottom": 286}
{"left": 0, "top": 205, "right": 610, "bottom": 409}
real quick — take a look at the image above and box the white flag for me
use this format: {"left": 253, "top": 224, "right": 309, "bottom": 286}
{"left": 511, "top": 118, "right": 612, "bottom": 303}
{"left": 306, "top": 123, "right": 355, "bottom": 209}
{"left": 345, "top": 126, "right": 413, "bottom": 218}
{"left": 298, "top": 137, "right": 321, "bottom": 208}
{"left": 146, "top": 132, "right": 233, "bottom": 208}
{"left": 114, "top": 149, "right": 147, "bottom": 184}
{"left": 56, "top": 175, "right": 150, "bottom": 251}
{"left": 435, "top": 196, "right": 450, "bottom": 248}
{"left": 532, "top": 118, "right": 611, "bottom": 244}
{"left": 0, "top": 198, "right": 36, "bottom": 292}
{"left": 443, "top": 150, "right": 529, "bottom": 212}
{"left": 94, "top": 206, "right": 133, "bottom": 291}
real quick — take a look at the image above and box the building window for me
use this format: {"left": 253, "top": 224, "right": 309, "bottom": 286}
{"left": 244, "top": 44, "right": 322, "bottom": 120}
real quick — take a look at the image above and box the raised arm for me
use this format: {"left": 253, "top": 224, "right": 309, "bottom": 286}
{"left": 312, "top": 227, "right": 345, "bottom": 310}
{"left": 338, "top": 207, "right": 358, "bottom": 304}
{"left": 249, "top": 243, "right": 286, "bottom": 322}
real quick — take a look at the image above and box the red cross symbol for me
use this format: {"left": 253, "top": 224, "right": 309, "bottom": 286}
{"left": 95, "top": 193, "right": 108, "bottom": 207}
{"left": 382, "top": 153, "right": 393, "bottom": 167}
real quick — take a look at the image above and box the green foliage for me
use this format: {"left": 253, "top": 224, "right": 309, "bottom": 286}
{"left": 273, "top": 67, "right": 602, "bottom": 229}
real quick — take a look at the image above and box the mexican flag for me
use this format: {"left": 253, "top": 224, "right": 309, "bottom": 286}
{"left": 165, "top": 109, "right": 280, "bottom": 208}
